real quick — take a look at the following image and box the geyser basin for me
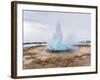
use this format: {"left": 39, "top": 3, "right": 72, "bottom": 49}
{"left": 48, "top": 41, "right": 77, "bottom": 52}
{"left": 48, "top": 22, "right": 77, "bottom": 52}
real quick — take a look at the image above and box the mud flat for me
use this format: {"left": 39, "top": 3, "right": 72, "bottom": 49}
{"left": 23, "top": 45, "right": 91, "bottom": 69}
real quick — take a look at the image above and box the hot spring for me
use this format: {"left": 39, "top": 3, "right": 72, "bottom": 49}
{"left": 48, "top": 22, "right": 78, "bottom": 52}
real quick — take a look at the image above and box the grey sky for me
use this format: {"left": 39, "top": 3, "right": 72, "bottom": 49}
{"left": 23, "top": 10, "right": 91, "bottom": 43}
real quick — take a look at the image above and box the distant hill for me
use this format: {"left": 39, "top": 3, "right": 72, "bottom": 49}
{"left": 79, "top": 40, "right": 91, "bottom": 43}
{"left": 74, "top": 40, "right": 91, "bottom": 46}
{"left": 23, "top": 42, "right": 47, "bottom": 45}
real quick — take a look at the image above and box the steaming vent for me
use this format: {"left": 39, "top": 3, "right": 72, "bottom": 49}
{"left": 48, "top": 22, "right": 78, "bottom": 52}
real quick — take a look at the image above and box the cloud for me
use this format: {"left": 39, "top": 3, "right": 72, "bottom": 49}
{"left": 23, "top": 10, "right": 91, "bottom": 43}
{"left": 23, "top": 21, "right": 53, "bottom": 42}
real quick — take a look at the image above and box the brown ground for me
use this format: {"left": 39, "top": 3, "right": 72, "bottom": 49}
{"left": 23, "top": 45, "right": 91, "bottom": 69}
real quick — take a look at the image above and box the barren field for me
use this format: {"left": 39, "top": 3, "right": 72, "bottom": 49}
{"left": 23, "top": 45, "right": 91, "bottom": 69}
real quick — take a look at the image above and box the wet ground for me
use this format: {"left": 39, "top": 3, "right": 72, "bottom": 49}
{"left": 23, "top": 45, "right": 91, "bottom": 69}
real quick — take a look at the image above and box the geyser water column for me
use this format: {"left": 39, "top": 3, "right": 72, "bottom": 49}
{"left": 48, "top": 22, "right": 77, "bottom": 52}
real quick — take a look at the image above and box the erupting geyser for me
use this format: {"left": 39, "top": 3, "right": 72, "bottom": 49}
{"left": 48, "top": 22, "right": 77, "bottom": 52}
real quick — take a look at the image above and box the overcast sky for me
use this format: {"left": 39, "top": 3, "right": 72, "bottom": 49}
{"left": 23, "top": 10, "right": 91, "bottom": 44}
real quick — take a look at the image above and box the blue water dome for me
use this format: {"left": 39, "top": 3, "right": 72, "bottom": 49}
{"left": 48, "top": 22, "right": 77, "bottom": 52}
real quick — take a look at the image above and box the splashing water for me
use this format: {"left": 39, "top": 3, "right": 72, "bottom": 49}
{"left": 48, "top": 22, "right": 78, "bottom": 52}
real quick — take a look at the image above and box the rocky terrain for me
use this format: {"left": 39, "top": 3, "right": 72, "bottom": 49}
{"left": 23, "top": 45, "right": 91, "bottom": 69}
